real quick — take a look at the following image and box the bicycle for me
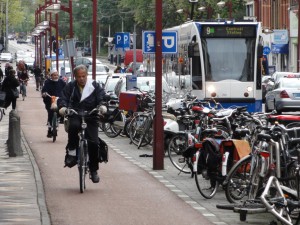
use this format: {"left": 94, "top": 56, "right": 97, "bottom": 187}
{"left": 45, "top": 93, "right": 60, "bottom": 142}
{"left": 19, "top": 79, "right": 28, "bottom": 101}
{"left": 260, "top": 138, "right": 300, "bottom": 225}
{"left": 65, "top": 107, "right": 99, "bottom": 193}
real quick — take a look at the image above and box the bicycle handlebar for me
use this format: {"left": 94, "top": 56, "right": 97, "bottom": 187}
{"left": 66, "top": 108, "right": 99, "bottom": 117}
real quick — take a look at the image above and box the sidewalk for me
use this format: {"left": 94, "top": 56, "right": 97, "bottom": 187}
{"left": 0, "top": 108, "right": 50, "bottom": 225}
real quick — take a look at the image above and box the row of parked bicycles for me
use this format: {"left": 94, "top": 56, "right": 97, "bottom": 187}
{"left": 99, "top": 88, "right": 300, "bottom": 225}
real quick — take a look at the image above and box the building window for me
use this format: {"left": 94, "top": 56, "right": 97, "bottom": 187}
{"left": 246, "top": 2, "right": 254, "bottom": 16}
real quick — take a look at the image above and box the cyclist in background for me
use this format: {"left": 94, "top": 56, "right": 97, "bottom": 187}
{"left": 17, "top": 61, "right": 29, "bottom": 96}
{"left": 42, "top": 69, "right": 66, "bottom": 138}
{"left": 58, "top": 64, "right": 105, "bottom": 183}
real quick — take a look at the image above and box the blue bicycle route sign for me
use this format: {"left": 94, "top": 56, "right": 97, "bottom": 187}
{"left": 142, "top": 31, "right": 178, "bottom": 54}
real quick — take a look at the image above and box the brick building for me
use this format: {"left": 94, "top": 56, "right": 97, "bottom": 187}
{"left": 245, "top": 0, "right": 298, "bottom": 72}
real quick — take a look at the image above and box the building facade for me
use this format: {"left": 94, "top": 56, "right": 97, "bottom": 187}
{"left": 245, "top": 0, "right": 298, "bottom": 73}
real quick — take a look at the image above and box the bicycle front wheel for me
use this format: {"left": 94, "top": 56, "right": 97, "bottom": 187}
{"left": 195, "top": 151, "right": 218, "bottom": 199}
{"left": 22, "top": 85, "right": 26, "bottom": 100}
{"left": 52, "top": 112, "right": 57, "bottom": 142}
{"left": 79, "top": 140, "right": 87, "bottom": 193}
{"left": 167, "top": 133, "right": 190, "bottom": 174}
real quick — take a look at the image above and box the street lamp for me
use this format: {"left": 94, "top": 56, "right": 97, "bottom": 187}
{"left": 217, "top": 0, "right": 233, "bottom": 19}
{"left": 43, "top": 0, "right": 75, "bottom": 74}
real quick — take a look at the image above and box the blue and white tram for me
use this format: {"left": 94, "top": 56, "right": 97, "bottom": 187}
{"left": 166, "top": 21, "right": 264, "bottom": 112}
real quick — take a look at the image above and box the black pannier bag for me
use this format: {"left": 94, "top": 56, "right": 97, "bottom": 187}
{"left": 98, "top": 138, "right": 108, "bottom": 163}
{"left": 198, "top": 138, "right": 222, "bottom": 172}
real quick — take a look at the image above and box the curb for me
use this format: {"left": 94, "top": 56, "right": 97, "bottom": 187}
{"left": 21, "top": 130, "right": 51, "bottom": 225}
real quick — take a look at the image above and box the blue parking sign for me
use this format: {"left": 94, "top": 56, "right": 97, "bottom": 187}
{"left": 142, "top": 31, "right": 177, "bottom": 54}
{"left": 115, "top": 32, "right": 130, "bottom": 50}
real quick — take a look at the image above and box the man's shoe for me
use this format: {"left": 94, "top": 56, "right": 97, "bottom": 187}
{"left": 64, "top": 154, "right": 77, "bottom": 168}
{"left": 47, "top": 130, "right": 53, "bottom": 138}
{"left": 90, "top": 171, "right": 100, "bottom": 183}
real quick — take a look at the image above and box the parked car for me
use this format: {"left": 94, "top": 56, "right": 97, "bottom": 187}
{"left": 87, "top": 64, "right": 110, "bottom": 86}
{"left": 114, "top": 75, "right": 171, "bottom": 98}
{"left": 0, "top": 52, "right": 13, "bottom": 62}
{"left": 23, "top": 57, "right": 35, "bottom": 73}
{"left": 82, "top": 47, "right": 91, "bottom": 56}
{"left": 104, "top": 73, "right": 127, "bottom": 94}
{"left": 87, "top": 63, "right": 109, "bottom": 76}
{"left": 51, "top": 60, "right": 72, "bottom": 82}
{"left": 8, "top": 34, "right": 15, "bottom": 40}
{"left": 262, "top": 75, "right": 271, "bottom": 102}
{"left": 265, "top": 77, "right": 300, "bottom": 114}
{"left": 265, "top": 71, "right": 300, "bottom": 93}
{"left": 74, "top": 57, "right": 102, "bottom": 68}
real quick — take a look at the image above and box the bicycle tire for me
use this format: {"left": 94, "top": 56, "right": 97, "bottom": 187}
{"left": 195, "top": 151, "right": 219, "bottom": 199}
{"left": 79, "top": 140, "right": 87, "bottom": 193}
{"left": 225, "top": 155, "right": 252, "bottom": 203}
{"left": 129, "top": 114, "right": 151, "bottom": 147}
{"left": 22, "top": 84, "right": 26, "bottom": 101}
{"left": 0, "top": 108, "right": 3, "bottom": 122}
{"left": 248, "top": 155, "right": 264, "bottom": 200}
{"left": 167, "top": 133, "right": 191, "bottom": 174}
{"left": 52, "top": 112, "right": 57, "bottom": 142}
{"left": 137, "top": 117, "right": 152, "bottom": 149}
{"left": 102, "top": 111, "right": 124, "bottom": 138}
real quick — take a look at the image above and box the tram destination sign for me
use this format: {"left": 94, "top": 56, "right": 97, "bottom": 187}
{"left": 201, "top": 25, "right": 256, "bottom": 38}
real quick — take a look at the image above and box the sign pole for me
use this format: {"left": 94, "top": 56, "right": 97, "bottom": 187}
{"left": 153, "top": 0, "right": 164, "bottom": 170}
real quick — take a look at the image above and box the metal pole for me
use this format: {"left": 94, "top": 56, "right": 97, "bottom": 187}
{"left": 298, "top": 0, "right": 300, "bottom": 72}
{"left": 133, "top": 24, "right": 136, "bottom": 75}
{"left": 55, "top": 13, "right": 59, "bottom": 72}
{"left": 69, "top": 0, "right": 75, "bottom": 75}
{"left": 98, "top": 22, "right": 101, "bottom": 54}
{"left": 153, "top": 0, "right": 164, "bottom": 170}
{"left": 5, "top": 0, "right": 8, "bottom": 52}
{"left": 92, "top": 0, "right": 97, "bottom": 80}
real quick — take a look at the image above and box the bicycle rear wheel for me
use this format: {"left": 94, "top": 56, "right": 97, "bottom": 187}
{"left": 225, "top": 155, "right": 251, "bottom": 203}
{"left": 195, "top": 151, "right": 218, "bottom": 199}
{"left": 167, "top": 133, "right": 191, "bottom": 174}
{"left": 52, "top": 112, "right": 58, "bottom": 142}
{"left": 129, "top": 114, "right": 152, "bottom": 147}
{"left": 79, "top": 140, "right": 87, "bottom": 193}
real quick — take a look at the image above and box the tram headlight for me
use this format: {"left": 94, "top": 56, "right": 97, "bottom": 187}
{"left": 207, "top": 85, "right": 215, "bottom": 93}
{"left": 247, "top": 86, "right": 253, "bottom": 92}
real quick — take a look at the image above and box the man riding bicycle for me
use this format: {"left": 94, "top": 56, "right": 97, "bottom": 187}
{"left": 58, "top": 64, "right": 106, "bottom": 183}
{"left": 42, "top": 69, "right": 66, "bottom": 138}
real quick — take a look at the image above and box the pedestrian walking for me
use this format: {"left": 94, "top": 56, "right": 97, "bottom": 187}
{"left": 33, "top": 65, "right": 43, "bottom": 91}
{"left": 1, "top": 69, "right": 19, "bottom": 110}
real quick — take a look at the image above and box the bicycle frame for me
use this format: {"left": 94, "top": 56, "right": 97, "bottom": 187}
{"left": 66, "top": 108, "right": 99, "bottom": 193}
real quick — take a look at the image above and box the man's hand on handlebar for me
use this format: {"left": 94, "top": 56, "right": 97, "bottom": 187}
{"left": 59, "top": 107, "right": 67, "bottom": 116}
